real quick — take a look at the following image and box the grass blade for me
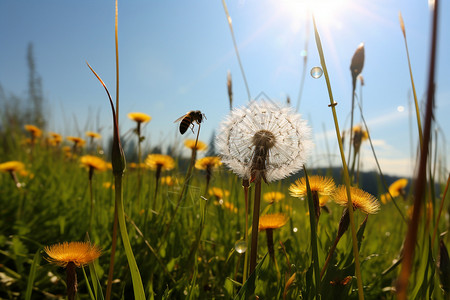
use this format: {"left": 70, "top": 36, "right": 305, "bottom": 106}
{"left": 25, "top": 248, "right": 41, "bottom": 300}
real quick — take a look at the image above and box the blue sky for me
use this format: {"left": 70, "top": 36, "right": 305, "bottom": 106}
{"left": 0, "top": 0, "right": 449, "bottom": 177}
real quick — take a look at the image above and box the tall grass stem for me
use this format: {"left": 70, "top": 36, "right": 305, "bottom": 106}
{"left": 396, "top": 0, "right": 439, "bottom": 298}
{"left": 312, "top": 16, "right": 364, "bottom": 300}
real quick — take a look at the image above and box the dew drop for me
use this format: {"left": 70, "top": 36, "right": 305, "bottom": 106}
{"left": 293, "top": 227, "right": 298, "bottom": 233}
{"left": 234, "top": 240, "right": 248, "bottom": 254}
{"left": 310, "top": 66, "right": 323, "bottom": 79}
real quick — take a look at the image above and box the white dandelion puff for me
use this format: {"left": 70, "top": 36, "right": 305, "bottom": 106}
{"left": 216, "top": 100, "right": 313, "bottom": 183}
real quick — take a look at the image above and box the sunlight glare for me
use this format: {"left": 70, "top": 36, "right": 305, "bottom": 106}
{"left": 279, "top": 0, "right": 351, "bottom": 27}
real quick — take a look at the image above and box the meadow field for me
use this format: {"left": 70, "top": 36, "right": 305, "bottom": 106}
{"left": 1, "top": 1, "right": 449, "bottom": 300}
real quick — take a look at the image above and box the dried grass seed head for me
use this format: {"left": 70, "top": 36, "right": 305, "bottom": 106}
{"left": 215, "top": 100, "right": 313, "bottom": 182}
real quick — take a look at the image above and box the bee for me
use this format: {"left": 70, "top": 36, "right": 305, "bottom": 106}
{"left": 174, "top": 110, "right": 206, "bottom": 134}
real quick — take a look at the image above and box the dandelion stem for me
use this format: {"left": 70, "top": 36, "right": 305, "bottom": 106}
{"left": 242, "top": 179, "right": 250, "bottom": 283}
{"left": 312, "top": 16, "right": 364, "bottom": 300}
{"left": 137, "top": 122, "right": 142, "bottom": 208}
{"left": 303, "top": 166, "right": 320, "bottom": 297}
{"left": 66, "top": 261, "right": 77, "bottom": 300}
{"left": 88, "top": 169, "right": 94, "bottom": 232}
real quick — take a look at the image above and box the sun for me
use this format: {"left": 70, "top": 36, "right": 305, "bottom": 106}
{"left": 274, "top": 0, "right": 355, "bottom": 31}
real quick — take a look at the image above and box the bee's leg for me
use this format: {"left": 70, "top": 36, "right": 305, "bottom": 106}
{"left": 190, "top": 124, "right": 195, "bottom": 134}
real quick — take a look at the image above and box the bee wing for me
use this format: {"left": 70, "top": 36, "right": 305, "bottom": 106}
{"left": 174, "top": 114, "right": 188, "bottom": 123}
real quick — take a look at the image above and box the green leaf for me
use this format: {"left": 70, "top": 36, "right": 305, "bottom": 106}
{"left": 234, "top": 253, "right": 268, "bottom": 300}
{"left": 25, "top": 248, "right": 41, "bottom": 300}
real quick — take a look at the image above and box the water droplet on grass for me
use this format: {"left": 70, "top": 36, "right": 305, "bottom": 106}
{"left": 310, "top": 66, "right": 323, "bottom": 79}
{"left": 235, "top": 240, "right": 247, "bottom": 254}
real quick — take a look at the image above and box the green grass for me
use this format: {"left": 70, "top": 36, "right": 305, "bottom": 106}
{"left": 0, "top": 127, "right": 448, "bottom": 299}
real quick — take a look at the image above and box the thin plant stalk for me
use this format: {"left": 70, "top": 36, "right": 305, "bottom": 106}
{"left": 303, "top": 166, "right": 320, "bottom": 297}
{"left": 87, "top": 62, "right": 146, "bottom": 299}
{"left": 137, "top": 121, "right": 143, "bottom": 208}
{"left": 397, "top": 0, "right": 439, "bottom": 298}
{"left": 222, "top": 0, "right": 251, "bottom": 101}
{"left": 88, "top": 167, "right": 94, "bottom": 232}
{"left": 115, "top": 0, "right": 119, "bottom": 119}
{"left": 160, "top": 125, "right": 202, "bottom": 246}
{"left": 399, "top": 11, "right": 423, "bottom": 147}
{"left": 431, "top": 174, "right": 450, "bottom": 248}
{"left": 105, "top": 205, "right": 118, "bottom": 300}
{"left": 355, "top": 98, "right": 407, "bottom": 222}
{"left": 321, "top": 208, "right": 350, "bottom": 278}
{"left": 312, "top": 16, "right": 364, "bottom": 300}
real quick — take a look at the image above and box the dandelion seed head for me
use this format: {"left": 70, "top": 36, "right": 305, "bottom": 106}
{"left": 216, "top": 100, "right": 313, "bottom": 182}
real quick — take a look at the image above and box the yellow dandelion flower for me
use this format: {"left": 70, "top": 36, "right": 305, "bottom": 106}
{"left": 62, "top": 146, "right": 71, "bottom": 152}
{"left": 184, "top": 139, "right": 207, "bottom": 151}
{"left": 103, "top": 182, "right": 115, "bottom": 189}
{"left": 80, "top": 155, "right": 107, "bottom": 172}
{"left": 263, "top": 191, "right": 285, "bottom": 204}
{"left": 67, "top": 136, "right": 86, "bottom": 146}
{"left": 24, "top": 124, "right": 42, "bottom": 138}
{"left": 209, "top": 187, "right": 230, "bottom": 199}
{"left": 259, "top": 213, "right": 289, "bottom": 231}
{"left": 145, "top": 154, "right": 175, "bottom": 171}
{"left": 195, "top": 156, "right": 222, "bottom": 170}
{"left": 85, "top": 131, "right": 101, "bottom": 139}
{"left": 319, "top": 195, "right": 330, "bottom": 207}
{"left": 44, "top": 242, "right": 102, "bottom": 268}
{"left": 332, "top": 185, "right": 380, "bottom": 215}
{"left": 49, "top": 132, "right": 63, "bottom": 145}
{"left": 0, "top": 161, "right": 25, "bottom": 173}
{"left": 388, "top": 178, "right": 408, "bottom": 198}
{"left": 380, "top": 193, "right": 390, "bottom": 204}
{"left": 161, "top": 176, "right": 176, "bottom": 186}
{"left": 352, "top": 125, "right": 368, "bottom": 141}
{"left": 223, "top": 201, "right": 238, "bottom": 213}
{"left": 128, "top": 112, "right": 152, "bottom": 123}
{"left": 289, "top": 176, "right": 336, "bottom": 198}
